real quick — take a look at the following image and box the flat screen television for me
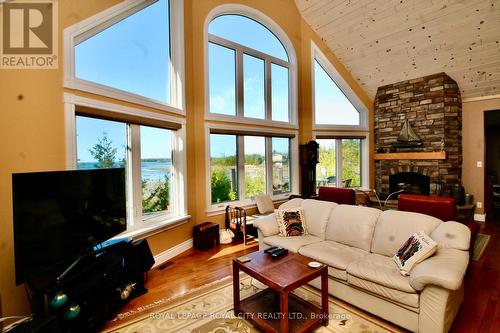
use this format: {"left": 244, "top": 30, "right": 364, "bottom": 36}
{"left": 12, "top": 168, "right": 127, "bottom": 286}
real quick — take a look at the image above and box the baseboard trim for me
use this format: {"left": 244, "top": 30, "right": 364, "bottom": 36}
{"left": 153, "top": 238, "right": 193, "bottom": 268}
{"left": 474, "top": 213, "right": 486, "bottom": 223}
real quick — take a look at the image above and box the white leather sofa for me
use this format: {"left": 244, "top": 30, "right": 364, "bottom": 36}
{"left": 253, "top": 198, "right": 471, "bottom": 333}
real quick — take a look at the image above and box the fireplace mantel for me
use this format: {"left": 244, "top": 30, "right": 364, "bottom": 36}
{"left": 373, "top": 151, "right": 447, "bottom": 160}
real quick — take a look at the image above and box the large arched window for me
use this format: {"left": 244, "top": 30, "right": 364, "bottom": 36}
{"left": 207, "top": 14, "right": 295, "bottom": 124}
{"left": 205, "top": 8, "right": 299, "bottom": 211}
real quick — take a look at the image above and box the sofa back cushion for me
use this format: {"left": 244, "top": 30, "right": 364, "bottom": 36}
{"left": 300, "top": 199, "right": 338, "bottom": 239}
{"left": 325, "top": 205, "right": 381, "bottom": 251}
{"left": 371, "top": 210, "right": 442, "bottom": 256}
{"left": 278, "top": 198, "right": 303, "bottom": 210}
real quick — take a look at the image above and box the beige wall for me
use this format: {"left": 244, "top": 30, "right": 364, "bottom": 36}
{"left": 462, "top": 97, "right": 500, "bottom": 215}
{"left": 0, "top": 0, "right": 371, "bottom": 317}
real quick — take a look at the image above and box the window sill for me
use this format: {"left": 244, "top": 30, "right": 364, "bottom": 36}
{"left": 117, "top": 214, "right": 191, "bottom": 241}
{"left": 206, "top": 197, "right": 289, "bottom": 217}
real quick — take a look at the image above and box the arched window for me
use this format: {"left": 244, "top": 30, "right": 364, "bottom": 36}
{"left": 207, "top": 14, "right": 294, "bottom": 123}
{"left": 205, "top": 9, "right": 298, "bottom": 211}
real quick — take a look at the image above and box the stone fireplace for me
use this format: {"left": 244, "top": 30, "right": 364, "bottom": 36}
{"left": 374, "top": 72, "right": 462, "bottom": 197}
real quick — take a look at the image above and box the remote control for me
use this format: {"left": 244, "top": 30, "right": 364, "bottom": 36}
{"left": 264, "top": 246, "right": 279, "bottom": 254}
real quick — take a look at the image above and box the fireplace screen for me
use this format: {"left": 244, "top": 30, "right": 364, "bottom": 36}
{"left": 389, "top": 172, "right": 430, "bottom": 195}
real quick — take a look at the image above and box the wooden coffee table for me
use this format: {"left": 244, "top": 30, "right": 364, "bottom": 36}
{"left": 233, "top": 250, "right": 328, "bottom": 333}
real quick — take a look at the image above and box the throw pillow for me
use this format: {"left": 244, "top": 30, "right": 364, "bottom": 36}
{"left": 275, "top": 207, "right": 308, "bottom": 237}
{"left": 393, "top": 231, "right": 437, "bottom": 276}
{"left": 255, "top": 194, "right": 274, "bottom": 214}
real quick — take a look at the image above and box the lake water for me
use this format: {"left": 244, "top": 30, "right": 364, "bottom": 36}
{"left": 78, "top": 160, "right": 171, "bottom": 181}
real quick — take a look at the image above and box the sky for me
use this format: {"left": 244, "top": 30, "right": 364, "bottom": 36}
{"left": 74, "top": 6, "right": 359, "bottom": 162}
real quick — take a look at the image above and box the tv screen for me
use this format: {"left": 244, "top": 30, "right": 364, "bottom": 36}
{"left": 12, "top": 168, "right": 127, "bottom": 286}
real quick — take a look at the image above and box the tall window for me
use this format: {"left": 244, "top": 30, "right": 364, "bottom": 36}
{"left": 316, "top": 138, "right": 362, "bottom": 188}
{"left": 208, "top": 15, "right": 292, "bottom": 122}
{"left": 210, "top": 133, "right": 292, "bottom": 206}
{"left": 76, "top": 114, "right": 180, "bottom": 224}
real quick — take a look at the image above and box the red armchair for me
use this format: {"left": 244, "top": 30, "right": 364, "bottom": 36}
{"left": 398, "top": 194, "right": 479, "bottom": 254}
{"left": 318, "top": 187, "right": 356, "bottom": 205}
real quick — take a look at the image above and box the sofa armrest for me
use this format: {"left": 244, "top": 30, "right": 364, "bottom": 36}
{"left": 409, "top": 248, "right": 469, "bottom": 291}
{"left": 253, "top": 213, "right": 279, "bottom": 237}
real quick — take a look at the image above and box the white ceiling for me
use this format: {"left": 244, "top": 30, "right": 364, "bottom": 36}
{"left": 295, "top": 0, "right": 500, "bottom": 100}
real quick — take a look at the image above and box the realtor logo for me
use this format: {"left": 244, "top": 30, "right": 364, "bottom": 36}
{"left": 1, "top": 0, "right": 58, "bottom": 69}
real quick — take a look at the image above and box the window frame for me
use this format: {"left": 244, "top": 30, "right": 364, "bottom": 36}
{"left": 204, "top": 5, "right": 298, "bottom": 129}
{"left": 63, "top": 0, "right": 185, "bottom": 115}
{"left": 313, "top": 132, "right": 370, "bottom": 189}
{"left": 205, "top": 123, "right": 299, "bottom": 213}
{"left": 64, "top": 93, "right": 189, "bottom": 238}
{"left": 311, "top": 42, "right": 368, "bottom": 131}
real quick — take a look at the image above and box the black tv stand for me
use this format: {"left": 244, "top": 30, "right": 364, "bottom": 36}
{"left": 27, "top": 239, "right": 154, "bottom": 333}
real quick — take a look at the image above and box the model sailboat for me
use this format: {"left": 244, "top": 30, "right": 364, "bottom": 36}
{"left": 393, "top": 119, "right": 423, "bottom": 147}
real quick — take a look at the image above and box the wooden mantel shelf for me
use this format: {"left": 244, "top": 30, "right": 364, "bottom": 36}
{"left": 374, "top": 151, "right": 447, "bottom": 160}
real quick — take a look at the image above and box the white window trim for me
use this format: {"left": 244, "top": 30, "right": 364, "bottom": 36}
{"left": 205, "top": 122, "right": 299, "bottom": 213}
{"left": 203, "top": 4, "right": 298, "bottom": 128}
{"left": 63, "top": 93, "right": 189, "bottom": 234}
{"left": 63, "top": 0, "right": 185, "bottom": 116}
{"left": 311, "top": 42, "right": 369, "bottom": 131}
{"left": 313, "top": 131, "right": 370, "bottom": 190}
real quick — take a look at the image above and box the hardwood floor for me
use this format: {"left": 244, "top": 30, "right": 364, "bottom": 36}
{"left": 105, "top": 220, "right": 500, "bottom": 332}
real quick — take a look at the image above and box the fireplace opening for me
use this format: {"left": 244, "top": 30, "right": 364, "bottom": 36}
{"left": 389, "top": 172, "right": 430, "bottom": 196}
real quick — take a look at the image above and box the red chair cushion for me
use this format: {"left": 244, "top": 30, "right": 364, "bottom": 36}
{"left": 318, "top": 187, "right": 356, "bottom": 205}
{"left": 398, "top": 194, "right": 457, "bottom": 222}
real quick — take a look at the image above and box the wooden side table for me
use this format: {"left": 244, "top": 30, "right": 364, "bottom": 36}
{"left": 193, "top": 222, "right": 219, "bottom": 251}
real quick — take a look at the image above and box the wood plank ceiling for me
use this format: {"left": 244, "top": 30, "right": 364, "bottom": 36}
{"left": 295, "top": 0, "right": 500, "bottom": 100}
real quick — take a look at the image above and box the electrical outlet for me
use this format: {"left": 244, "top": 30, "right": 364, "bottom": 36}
{"left": 476, "top": 161, "right": 483, "bottom": 167}
{"left": 477, "top": 202, "right": 482, "bottom": 209}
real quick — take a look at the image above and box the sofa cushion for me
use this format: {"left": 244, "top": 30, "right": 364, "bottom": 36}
{"left": 298, "top": 241, "right": 368, "bottom": 281}
{"left": 278, "top": 198, "right": 303, "bottom": 210}
{"left": 253, "top": 213, "right": 279, "bottom": 237}
{"left": 430, "top": 221, "right": 471, "bottom": 251}
{"left": 255, "top": 194, "right": 275, "bottom": 214}
{"left": 371, "top": 210, "right": 442, "bottom": 257}
{"left": 347, "top": 275, "right": 419, "bottom": 308}
{"left": 347, "top": 253, "right": 417, "bottom": 294}
{"left": 325, "top": 205, "right": 381, "bottom": 251}
{"left": 300, "top": 199, "right": 338, "bottom": 239}
{"left": 262, "top": 234, "right": 321, "bottom": 253}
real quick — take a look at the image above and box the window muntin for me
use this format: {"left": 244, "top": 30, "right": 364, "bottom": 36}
{"left": 140, "top": 126, "right": 173, "bottom": 217}
{"left": 75, "top": 0, "right": 171, "bottom": 104}
{"left": 316, "top": 138, "right": 362, "bottom": 189}
{"left": 314, "top": 60, "right": 360, "bottom": 126}
{"left": 76, "top": 115, "right": 178, "bottom": 224}
{"left": 208, "top": 43, "right": 237, "bottom": 116}
{"left": 272, "top": 138, "right": 290, "bottom": 195}
{"left": 210, "top": 134, "right": 238, "bottom": 204}
{"left": 209, "top": 133, "right": 291, "bottom": 206}
{"left": 243, "top": 54, "right": 265, "bottom": 119}
{"left": 208, "top": 15, "right": 288, "bottom": 62}
{"left": 244, "top": 136, "right": 266, "bottom": 198}
{"left": 208, "top": 15, "right": 292, "bottom": 123}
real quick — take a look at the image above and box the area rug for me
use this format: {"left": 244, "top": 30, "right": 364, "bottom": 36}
{"left": 472, "top": 233, "right": 491, "bottom": 261}
{"left": 103, "top": 275, "right": 404, "bottom": 333}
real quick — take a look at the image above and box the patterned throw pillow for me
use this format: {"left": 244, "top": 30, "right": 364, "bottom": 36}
{"left": 393, "top": 231, "right": 438, "bottom": 276}
{"left": 275, "top": 207, "right": 308, "bottom": 237}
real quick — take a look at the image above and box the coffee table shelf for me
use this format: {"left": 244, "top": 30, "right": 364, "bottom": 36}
{"left": 238, "top": 288, "right": 323, "bottom": 333}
